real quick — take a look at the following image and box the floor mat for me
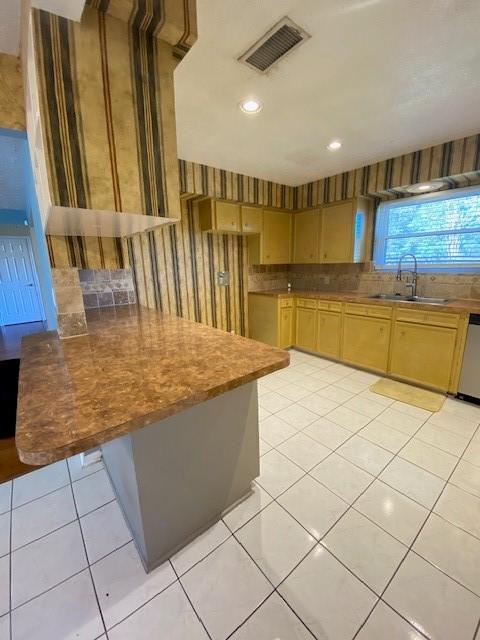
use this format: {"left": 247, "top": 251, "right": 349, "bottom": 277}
{"left": 370, "top": 378, "right": 445, "bottom": 412}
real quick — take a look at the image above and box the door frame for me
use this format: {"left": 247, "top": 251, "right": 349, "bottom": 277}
{"left": 0, "top": 234, "right": 46, "bottom": 326}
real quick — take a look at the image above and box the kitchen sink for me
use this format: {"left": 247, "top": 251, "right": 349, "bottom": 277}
{"left": 369, "top": 293, "right": 450, "bottom": 305}
{"left": 408, "top": 296, "right": 450, "bottom": 304}
{"left": 369, "top": 293, "right": 412, "bottom": 301}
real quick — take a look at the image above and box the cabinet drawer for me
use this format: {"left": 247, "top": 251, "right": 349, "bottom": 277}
{"left": 296, "top": 298, "right": 317, "bottom": 309}
{"left": 344, "top": 303, "right": 392, "bottom": 319}
{"left": 279, "top": 298, "right": 294, "bottom": 308}
{"left": 317, "top": 300, "right": 342, "bottom": 312}
{"left": 395, "top": 308, "right": 460, "bottom": 328}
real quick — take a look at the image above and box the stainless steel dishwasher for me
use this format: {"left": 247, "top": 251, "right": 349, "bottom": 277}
{"left": 457, "top": 314, "right": 480, "bottom": 404}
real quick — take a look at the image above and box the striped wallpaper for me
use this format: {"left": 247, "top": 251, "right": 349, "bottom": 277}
{"left": 46, "top": 132, "right": 480, "bottom": 273}
{"left": 295, "top": 133, "right": 480, "bottom": 208}
{"left": 33, "top": 5, "right": 184, "bottom": 218}
{"left": 86, "top": 0, "right": 197, "bottom": 59}
{"left": 122, "top": 200, "right": 248, "bottom": 336}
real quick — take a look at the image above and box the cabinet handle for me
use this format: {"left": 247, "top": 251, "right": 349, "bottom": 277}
{"left": 323, "top": 253, "right": 327, "bottom": 258}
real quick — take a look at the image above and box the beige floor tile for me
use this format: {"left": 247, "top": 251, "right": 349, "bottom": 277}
{"left": 278, "top": 546, "right": 377, "bottom": 640}
{"left": 384, "top": 552, "right": 480, "bottom": 640}
{"left": 414, "top": 513, "right": 480, "bottom": 595}
{"left": 236, "top": 502, "right": 315, "bottom": 586}
{"left": 278, "top": 475, "right": 348, "bottom": 540}
{"left": 354, "top": 481, "right": 428, "bottom": 545}
{"left": 310, "top": 454, "right": 374, "bottom": 504}
{"left": 323, "top": 509, "right": 407, "bottom": 593}
{"left": 277, "top": 433, "right": 331, "bottom": 471}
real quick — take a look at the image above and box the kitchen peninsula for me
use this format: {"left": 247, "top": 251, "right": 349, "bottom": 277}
{"left": 15, "top": 306, "right": 289, "bottom": 571}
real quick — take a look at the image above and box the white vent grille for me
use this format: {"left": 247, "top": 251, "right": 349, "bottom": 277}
{"left": 238, "top": 17, "right": 310, "bottom": 73}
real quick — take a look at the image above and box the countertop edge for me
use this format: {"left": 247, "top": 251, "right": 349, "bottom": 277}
{"left": 16, "top": 351, "right": 289, "bottom": 466}
{"left": 248, "top": 290, "right": 479, "bottom": 314}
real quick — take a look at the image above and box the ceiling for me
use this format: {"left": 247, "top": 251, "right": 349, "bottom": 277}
{"left": 0, "top": 0, "right": 85, "bottom": 56}
{"left": 174, "top": 0, "right": 480, "bottom": 186}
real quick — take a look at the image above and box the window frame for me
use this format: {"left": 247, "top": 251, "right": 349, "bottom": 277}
{"left": 373, "top": 185, "right": 480, "bottom": 272}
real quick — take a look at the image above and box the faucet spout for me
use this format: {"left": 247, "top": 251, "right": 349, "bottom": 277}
{"left": 396, "top": 253, "right": 418, "bottom": 297}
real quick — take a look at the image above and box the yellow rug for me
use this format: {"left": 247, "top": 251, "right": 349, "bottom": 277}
{"left": 370, "top": 378, "right": 446, "bottom": 412}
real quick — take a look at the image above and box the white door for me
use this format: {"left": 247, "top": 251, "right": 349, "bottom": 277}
{"left": 0, "top": 236, "right": 44, "bottom": 325}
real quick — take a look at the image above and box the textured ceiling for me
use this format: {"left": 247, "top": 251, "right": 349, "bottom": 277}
{"left": 175, "top": 0, "right": 480, "bottom": 185}
{"left": 0, "top": 134, "right": 27, "bottom": 212}
{"left": 0, "top": 0, "right": 85, "bottom": 56}
{"left": 0, "top": 0, "right": 21, "bottom": 55}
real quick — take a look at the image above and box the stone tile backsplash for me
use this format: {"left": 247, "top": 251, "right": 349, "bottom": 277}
{"left": 79, "top": 268, "right": 136, "bottom": 309}
{"left": 249, "top": 263, "right": 480, "bottom": 299}
{"left": 52, "top": 268, "right": 88, "bottom": 339}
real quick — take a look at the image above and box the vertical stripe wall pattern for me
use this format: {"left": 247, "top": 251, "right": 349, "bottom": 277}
{"left": 45, "top": 131, "right": 480, "bottom": 269}
{"left": 33, "top": 6, "right": 181, "bottom": 218}
{"left": 122, "top": 200, "right": 248, "bottom": 336}
{"left": 294, "top": 134, "right": 480, "bottom": 208}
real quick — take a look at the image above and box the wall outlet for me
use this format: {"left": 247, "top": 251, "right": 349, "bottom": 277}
{"left": 217, "top": 271, "right": 230, "bottom": 286}
{"left": 80, "top": 449, "right": 102, "bottom": 467}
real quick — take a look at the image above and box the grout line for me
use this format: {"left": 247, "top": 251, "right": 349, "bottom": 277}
{"left": 8, "top": 479, "right": 12, "bottom": 640}
{"left": 4, "top": 352, "right": 480, "bottom": 639}
{"left": 172, "top": 563, "right": 213, "bottom": 640}
{"left": 366, "top": 422, "right": 480, "bottom": 634}
{"left": 9, "top": 497, "right": 117, "bottom": 556}
{"left": 67, "top": 466, "right": 108, "bottom": 639}
{"left": 7, "top": 464, "right": 105, "bottom": 515}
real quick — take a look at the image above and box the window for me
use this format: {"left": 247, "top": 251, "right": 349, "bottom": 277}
{"left": 374, "top": 186, "right": 480, "bottom": 271}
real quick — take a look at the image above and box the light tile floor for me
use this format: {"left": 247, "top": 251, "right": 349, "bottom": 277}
{"left": 2, "top": 349, "right": 480, "bottom": 639}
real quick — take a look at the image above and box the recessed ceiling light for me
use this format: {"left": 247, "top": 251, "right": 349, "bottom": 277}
{"left": 239, "top": 98, "right": 262, "bottom": 114}
{"left": 406, "top": 181, "right": 445, "bottom": 194}
{"left": 327, "top": 140, "right": 342, "bottom": 151}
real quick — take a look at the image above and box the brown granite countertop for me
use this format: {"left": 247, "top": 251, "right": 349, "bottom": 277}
{"left": 249, "top": 289, "right": 480, "bottom": 314}
{"left": 16, "top": 305, "right": 289, "bottom": 465}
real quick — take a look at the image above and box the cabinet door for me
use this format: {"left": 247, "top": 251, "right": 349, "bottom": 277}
{"left": 241, "top": 206, "right": 262, "bottom": 234}
{"left": 342, "top": 314, "right": 390, "bottom": 372}
{"left": 279, "top": 307, "right": 293, "bottom": 348}
{"left": 215, "top": 201, "right": 240, "bottom": 232}
{"left": 262, "top": 210, "right": 292, "bottom": 264}
{"left": 295, "top": 307, "right": 316, "bottom": 351}
{"left": 390, "top": 322, "right": 457, "bottom": 391}
{"left": 316, "top": 310, "right": 341, "bottom": 358}
{"left": 293, "top": 210, "right": 320, "bottom": 263}
{"left": 320, "top": 201, "right": 354, "bottom": 263}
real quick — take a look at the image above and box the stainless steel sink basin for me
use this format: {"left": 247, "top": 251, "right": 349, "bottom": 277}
{"left": 369, "top": 293, "right": 412, "bottom": 301}
{"left": 368, "top": 293, "right": 450, "bottom": 305}
{"left": 408, "top": 296, "right": 450, "bottom": 305}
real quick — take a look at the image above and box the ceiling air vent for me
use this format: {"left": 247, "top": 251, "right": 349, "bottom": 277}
{"left": 238, "top": 17, "right": 310, "bottom": 73}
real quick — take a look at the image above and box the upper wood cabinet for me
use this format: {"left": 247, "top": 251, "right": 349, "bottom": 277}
{"left": 198, "top": 200, "right": 241, "bottom": 233}
{"left": 320, "top": 201, "right": 355, "bottom": 263}
{"left": 262, "top": 209, "right": 292, "bottom": 264}
{"left": 241, "top": 206, "right": 263, "bottom": 234}
{"left": 293, "top": 197, "right": 372, "bottom": 265}
{"left": 293, "top": 210, "right": 320, "bottom": 263}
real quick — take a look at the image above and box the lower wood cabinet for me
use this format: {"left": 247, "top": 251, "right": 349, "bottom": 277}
{"left": 248, "top": 294, "right": 294, "bottom": 348}
{"left": 342, "top": 314, "right": 391, "bottom": 372}
{"left": 278, "top": 306, "right": 293, "bottom": 348}
{"left": 390, "top": 321, "right": 457, "bottom": 391}
{"left": 316, "top": 310, "right": 341, "bottom": 358}
{"left": 248, "top": 293, "right": 468, "bottom": 392}
{"left": 295, "top": 307, "right": 316, "bottom": 351}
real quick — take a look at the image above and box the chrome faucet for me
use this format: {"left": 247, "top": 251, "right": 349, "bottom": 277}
{"left": 396, "top": 253, "right": 418, "bottom": 297}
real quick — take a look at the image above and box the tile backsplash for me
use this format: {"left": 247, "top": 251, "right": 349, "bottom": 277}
{"left": 52, "top": 268, "right": 88, "bottom": 338}
{"left": 249, "top": 263, "right": 480, "bottom": 299}
{"left": 79, "top": 269, "right": 136, "bottom": 309}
